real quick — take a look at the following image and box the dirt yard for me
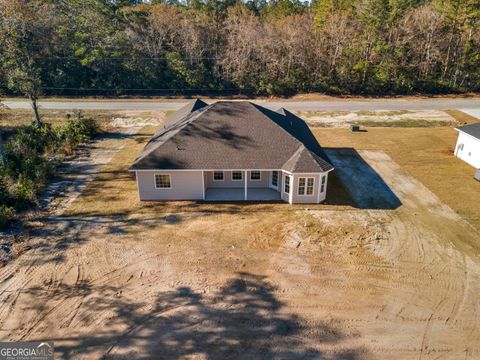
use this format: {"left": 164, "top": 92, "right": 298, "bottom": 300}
{"left": 0, "top": 124, "right": 479, "bottom": 359}
{"left": 296, "top": 110, "right": 456, "bottom": 128}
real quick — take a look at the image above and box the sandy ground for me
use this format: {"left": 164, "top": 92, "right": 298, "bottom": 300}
{"left": 297, "top": 110, "right": 455, "bottom": 127}
{"left": 39, "top": 127, "right": 142, "bottom": 214}
{"left": 0, "top": 136, "right": 479, "bottom": 358}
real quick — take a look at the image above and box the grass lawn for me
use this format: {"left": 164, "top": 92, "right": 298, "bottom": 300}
{"left": 314, "top": 127, "right": 480, "bottom": 230}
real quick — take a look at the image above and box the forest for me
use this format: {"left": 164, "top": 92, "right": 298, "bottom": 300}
{"left": 0, "top": 0, "right": 479, "bottom": 97}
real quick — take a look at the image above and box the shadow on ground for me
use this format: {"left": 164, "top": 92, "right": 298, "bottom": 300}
{"left": 325, "top": 148, "right": 401, "bottom": 210}
{"left": 27, "top": 272, "right": 367, "bottom": 359}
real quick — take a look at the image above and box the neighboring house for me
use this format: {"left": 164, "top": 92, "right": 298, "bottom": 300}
{"left": 454, "top": 123, "right": 480, "bottom": 169}
{"left": 130, "top": 100, "right": 334, "bottom": 203}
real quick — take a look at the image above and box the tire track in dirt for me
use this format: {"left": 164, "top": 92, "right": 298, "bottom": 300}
{"left": 311, "top": 149, "right": 480, "bottom": 358}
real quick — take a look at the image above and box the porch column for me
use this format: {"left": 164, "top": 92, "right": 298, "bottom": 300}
{"left": 289, "top": 174, "right": 294, "bottom": 204}
{"left": 244, "top": 170, "right": 247, "bottom": 200}
{"left": 202, "top": 170, "right": 205, "bottom": 200}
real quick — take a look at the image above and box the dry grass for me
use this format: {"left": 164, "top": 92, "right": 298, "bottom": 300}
{"left": 314, "top": 127, "right": 480, "bottom": 229}
{"left": 297, "top": 110, "right": 456, "bottom": 128}
{"left": 444, "top": 109, "right": 479, "bottom": 125}
{"left": 0, "top": 109, "right": 123, "bottom": 141}
{"left": 0, "top": 109, "right": 117, "bottom": 128}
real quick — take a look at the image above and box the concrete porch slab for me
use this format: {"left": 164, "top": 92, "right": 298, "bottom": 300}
{"left": 205, "top": 187, "right": 282, "bottom": 201}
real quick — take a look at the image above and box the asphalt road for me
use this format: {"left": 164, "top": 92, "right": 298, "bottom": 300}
{"left": 3, "top": 98, "right": 480, "bottom": 112}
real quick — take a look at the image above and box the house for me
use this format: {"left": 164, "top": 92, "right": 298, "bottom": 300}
{"left": 130, "top": 100, "right": 334, "bottom": 203}
{"left": 454, "top": 123, "right": 480, "bottom": 169}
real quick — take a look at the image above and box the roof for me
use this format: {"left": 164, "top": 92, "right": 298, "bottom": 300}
{"left": 130, "top": 100, "right": 333, "bottom": 173}
{"left": 456, "top": 123, "right": 480, "bottom": 140}
{"left": 164, "top": 99, "right": 208, "bottom": 128}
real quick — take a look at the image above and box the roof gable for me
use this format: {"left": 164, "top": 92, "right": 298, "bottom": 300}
{"left": 164, "top": 99, "right": 208, "bottom": 129}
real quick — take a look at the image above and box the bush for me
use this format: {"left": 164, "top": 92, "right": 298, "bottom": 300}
{"left": 0, "top": 114, "right": 98, "bottom": 230}
{"left": 0, "top": 205, "right": 15, "bottom": 230}
{"left": 4, "top": 128, "right": 55, "bottom": 186}
{"left": 58, "top": 114, "right": 98, "bottom": 153}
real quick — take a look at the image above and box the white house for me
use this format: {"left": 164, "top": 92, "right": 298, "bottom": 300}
{"left": 454, "top": 123, "right": 480, "bottom": 169}
{"left": 130, "top": 100, "right": 334, "bottom": 203}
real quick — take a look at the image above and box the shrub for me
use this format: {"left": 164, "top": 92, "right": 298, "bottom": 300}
{"left": 0, "top": 205, "right": 15, "bottom": 230}
{"left": 9, "top": 176, "right": 40, "bottom": 208}
{"left": 4, "top": 127, "right": 58, "bottom": 184}
{"left": 58, "top": 114, "right": 98, "bottom": 152}
{"left": 0, "top": 113, "right": 98, "bottom": 230}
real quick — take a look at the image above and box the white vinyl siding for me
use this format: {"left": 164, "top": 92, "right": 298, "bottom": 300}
{"left": 137, "top": 171, "right": 204, "bottom": 200}
{"left": 455, "top": 132, "right": 480, "bottom": 168}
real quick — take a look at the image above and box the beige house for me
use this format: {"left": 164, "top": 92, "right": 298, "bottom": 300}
{"left": 130, "top": 100, "right": 334, "bottom": 204}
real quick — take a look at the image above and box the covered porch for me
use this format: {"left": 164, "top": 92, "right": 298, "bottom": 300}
{"left": 205, "top": 187, "right": 282, "bottom": 201}
{"left": 203, "top": 170, "right": 283, "bottom": 202}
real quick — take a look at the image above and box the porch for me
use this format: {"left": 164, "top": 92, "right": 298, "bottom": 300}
{"left": 205, "top": 187, "right": 282, "bottom": 201}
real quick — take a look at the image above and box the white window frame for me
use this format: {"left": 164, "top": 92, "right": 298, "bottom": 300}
{"left": 284, "top": 175, "right": 290, "bottom": 194}
{"left": 298, "top": 177, "right": 315, "bottom": 196}
{"left": 213, "top": 171, "right": 224, "bottom": 181}
{"left": 154, "top": 173, "right": 171, "bottom": 189}
{"left": 232, "top": 171, "right": 243, "bottom": 181}
{"left": 320, "top": 175, "right": 326, "bottom": 193}
{"left": 306, "top": 177, "right": 315, "bottom": 195}
{"left": 271, "top": 171, "right": 279, "bottom": 188}
{"left": 250, "top": 170, "right": 261, "bottom": 181}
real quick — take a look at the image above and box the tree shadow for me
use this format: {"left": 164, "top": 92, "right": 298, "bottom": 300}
{"left": 25, "top": 272, "right": 368, "bottom": 359}
{"left": 324, "top": 148, "right": 402, "bottom": 210}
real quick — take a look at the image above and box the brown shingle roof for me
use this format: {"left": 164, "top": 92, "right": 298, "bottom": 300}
{"left": 164, "top": 99, "right": 208, "bottom": 128}
{"left": 130, "top": 101, "right": 333, "bottom": 173}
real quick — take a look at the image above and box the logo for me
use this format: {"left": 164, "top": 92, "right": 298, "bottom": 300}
{"left": 0, "top": 342, "right": 54, "bottom": 360}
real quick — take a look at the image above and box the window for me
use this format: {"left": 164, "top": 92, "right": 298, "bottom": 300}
{"left": 271, "top": 171, "right": 278, "bottom": 187}
{"left": 306, "top": 178, "right": 314, "bottom": 195}
{"left": 320, "top": 175, "right": 326, "bottom": 193}
{"left": 232, "top": 171, "right": 243, "bottom": 181}
{"left": 298, "top": 177, "right": 306, "bottom": 195}
{"left": 298, "top": 177, "right": 315, "bottom": 195}
{"left": 284, "top": 176, "right": 290, "bottom": 194}
{"left": 155, "top": 174, "right": 171, "bottom": 188}
{"left": 213, "top": 171, "right": 224, "bottom": 181}
{"left": 250, "top": 171, "right": 261, "bottom": 181}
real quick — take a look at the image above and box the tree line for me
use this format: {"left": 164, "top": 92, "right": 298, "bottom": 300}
{"left": 0, "top": 0, "right": 479, "bottom": 98}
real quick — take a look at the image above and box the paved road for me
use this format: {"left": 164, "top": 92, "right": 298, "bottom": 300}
{"left": 4, "top": 98, "right": 480, "bottom": 112}
{"left": 461, "top": 108, "right": 480, "bottom": 119}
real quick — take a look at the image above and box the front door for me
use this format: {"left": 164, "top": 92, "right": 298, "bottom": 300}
{"left": 270, "top": 171, "right": 279, "bottom": 189}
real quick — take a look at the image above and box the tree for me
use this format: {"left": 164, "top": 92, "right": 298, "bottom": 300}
{"left": 0, "top": 100, "right": 6, "bottom": 167}
{"left": 0, "top": 0, "right": 53, "bottom": 127}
